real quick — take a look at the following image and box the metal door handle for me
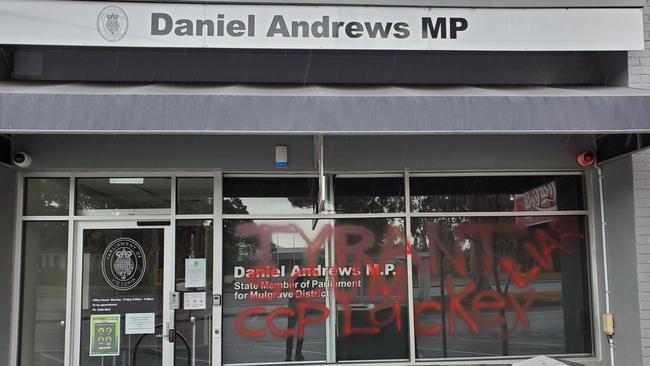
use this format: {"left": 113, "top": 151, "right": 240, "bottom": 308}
{"left": 155, "top": 328, "right": 176, "bottom": 342}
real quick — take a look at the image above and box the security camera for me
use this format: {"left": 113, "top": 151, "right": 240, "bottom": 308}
{"left": 12, "top": 152, "right": 32, "bottom": 168}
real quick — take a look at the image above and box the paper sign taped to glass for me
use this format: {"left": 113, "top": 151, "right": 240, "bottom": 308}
{"left": 184, "top": 291, "right": 206, "bottom": 310}
{"left": 185, "top": 258, "right": 206, "bottom": 288}
{"left": 125, "top": 312, "right": 155, "bottom": 334}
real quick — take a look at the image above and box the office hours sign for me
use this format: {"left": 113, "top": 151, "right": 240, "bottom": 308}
{"left": 0, "top": 1, "right": 643, "bottom": 50}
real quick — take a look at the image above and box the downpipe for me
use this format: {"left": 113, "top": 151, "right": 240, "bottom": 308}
{"left": 596, "top": 164, "right": 615, "bottom": 366}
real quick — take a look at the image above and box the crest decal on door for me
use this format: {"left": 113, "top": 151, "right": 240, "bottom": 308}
{"left": 102, "top": 237, "right": 146, "bottom": 291}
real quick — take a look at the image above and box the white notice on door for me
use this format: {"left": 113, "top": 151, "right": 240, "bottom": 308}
{"left": 184, "top": 292, "right": 206, "bottom": 310}
{"left": 185, "top": 258, "right": 206, "bottom": 288}
{"left": 125, "top": 313, "right": 155, "bottom": 334}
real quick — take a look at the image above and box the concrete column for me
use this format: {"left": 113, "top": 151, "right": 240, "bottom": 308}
{"left": 601, "top": 156, "right": 643, "bottom": 366}
{"left": 0, "top": 165, "right": 16, "bottom": 366}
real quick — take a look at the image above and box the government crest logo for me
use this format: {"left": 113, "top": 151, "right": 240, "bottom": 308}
{"left": 97, "top": 6, "right": 128, "bottom": 42}
{"left": 102, "top": 237, "right": 146, "bottom": 291}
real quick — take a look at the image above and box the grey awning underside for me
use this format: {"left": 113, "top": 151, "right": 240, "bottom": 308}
{"left": 1, "top": 83, "right": 650, "bottom": 135}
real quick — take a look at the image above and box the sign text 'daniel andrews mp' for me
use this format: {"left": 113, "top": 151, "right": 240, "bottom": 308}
{"left": 150, "top": 13, "right": 468, "bottom": 41}
{"left": 0, "top": 1, "right": 644, "bottom": 50}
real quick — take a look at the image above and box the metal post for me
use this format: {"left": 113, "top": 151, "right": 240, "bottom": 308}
{"left": 191, "top": 316, "right": 196, "bottom": 366}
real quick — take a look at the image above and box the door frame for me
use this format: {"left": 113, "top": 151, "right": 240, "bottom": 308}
{"left": 71, "top": 220, "right": 175, "bottom": 366}
{"left": 10, "top": 171, "right": 224, "bottom": 366}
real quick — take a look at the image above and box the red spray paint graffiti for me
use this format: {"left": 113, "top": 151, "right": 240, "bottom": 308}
{"left": 231, "top": 219, "right": 583, "bottom": 340}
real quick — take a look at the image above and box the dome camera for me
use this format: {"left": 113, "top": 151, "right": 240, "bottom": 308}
{"left": 12, "top": 152, "right": 32, "bottom": 168}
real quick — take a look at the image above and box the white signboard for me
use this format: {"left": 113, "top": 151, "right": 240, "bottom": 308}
{"left": 184, "top": 292, "right": 207, "bottom": 310}
{"left": 0, "top": 1, "right": 643, "bottom": 51}
{"left": 125, "top": 312, "right": 155, "bottom": 335}
{"left": 185, "top": 258, "right": 207, "bottom": 288}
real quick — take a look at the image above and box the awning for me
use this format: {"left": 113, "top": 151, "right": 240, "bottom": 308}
{"left": 1, "top": 83, "right": 650, "bottom": 134}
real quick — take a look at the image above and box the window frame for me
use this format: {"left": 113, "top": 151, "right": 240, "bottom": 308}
{"left": 10, "top": 169, "right": 600, "bottom": 366}
{"left": 221, "top": 170, "right": 595, "bottom": 365}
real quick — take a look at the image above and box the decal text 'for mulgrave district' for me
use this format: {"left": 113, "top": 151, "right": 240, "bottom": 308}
{"left": 151, "top": 13, "right": 468, "bottom": 39}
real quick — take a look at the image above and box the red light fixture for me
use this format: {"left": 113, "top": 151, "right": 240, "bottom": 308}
{"left": 577, "top": 149, "right": 595, "bottom": 167}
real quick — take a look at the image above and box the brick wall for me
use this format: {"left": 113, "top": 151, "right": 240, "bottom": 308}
{"left": 631, "top": 1, "right": 650, "bottom": 364}
{"left": 633, "top": 152, "right": 650, "bottom": 366}
{"left": 629, "top": 0, "right": 650, "bottom": 87}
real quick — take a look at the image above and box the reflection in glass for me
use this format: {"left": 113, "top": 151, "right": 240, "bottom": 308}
{"left": 177, "top": 178, "right": 214, "bottom": 215}
{"left": 20, "top": 221, "right": 68, "bottom": 366}
{"left": 79, "top": 228, "right": 165, "bottom": 366}
{"left": 76, "top": 177, "right": 171, "bottom": 215}
{"left": 174, "top": 220, "right": 213, "bottom": 366}
{"left": 334, "top": 177, "right": 405, "bottom": 214}
{"left": 223, "top": 177, "right": 317, "bottom": 215}
{"left": 410, "top": 175, "right": 584, "bottom": 212}
{"left": 222, "top": 219, "right": 328, "bottom": 364}
{"left": 24, "top": 178, "right": 70, "bottom": 216}
{"left": 334, "top": 218, "right": 409, "bottom": 361}
{"left": 410, "top": 216, "right": 592, "bottom": 359}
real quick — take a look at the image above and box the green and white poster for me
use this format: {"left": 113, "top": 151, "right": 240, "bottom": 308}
{"left": 89, "top": 314, "right": 120, "bottom": 357}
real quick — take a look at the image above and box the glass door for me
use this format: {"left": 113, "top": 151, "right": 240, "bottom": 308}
{"left": 173, "top": 220, "right": 214, "bottom": 366}
{"left": 73, "top": 221, "right": 175, "bottom": 366}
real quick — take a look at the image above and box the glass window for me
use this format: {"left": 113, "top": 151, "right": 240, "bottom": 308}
{"left": 218, "top": 173, "right": 591, "bottom": 363}
{"left": 334, "top": 177, "right": 405, "bottom": 214}
{"left": 221, "top": 218, "right": 410, "bottom": 364}
{"left": 410, "top": 215, "right": 592, "bottom": 359}
{"left": 75, "top": 177, "right": 171, "bottom": 215}
{"left": 223, "top": 177, "right": 317, "bottom": 215}
{"left": 222, "top": 219, "right": 328, "bottom": 364}
{"left": 24, "top": 178, "right": 70, "bottom": 216}
{"left": 410, "top": 175, "right": 584, "bottom": 212}
{"left": 333, "top": 218, "right": 409, "bottom": 362}
{"left": 176, "top": 177, "right": 214, "bottom": 215}
{"left": 20, "top": 221, "right": 68, "bottom": 366}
